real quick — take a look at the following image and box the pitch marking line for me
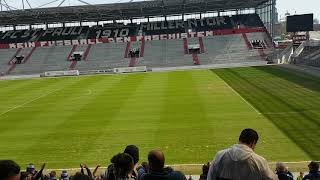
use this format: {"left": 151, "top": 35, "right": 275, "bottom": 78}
{"left": 0, "top": 88, "right": 62, "bottom": 117}
{"left": 220, "top": 80, "right": 261, "bottom": 115}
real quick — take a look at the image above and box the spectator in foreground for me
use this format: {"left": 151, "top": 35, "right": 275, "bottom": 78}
{"left": 26, "top": 164, "right": 36, "bottom": 176}
{"left": 275, "top": 162, "right": 293, "bottom": 180}
{"left": 0, "top": 160, "right": 21, "bottom": 180}
{"left": 61, "top": 170, "right": 69, "bottom": 180}
{"left": 207, "top": 128, "right": 278, "bottom": 180}
{"left": 199, "top": 162, "right": 210, "bottom": 180}
{"left": 71, "top": 172, "right": 91, "bottom": 180}
{"left": 297, "top": 172, "right": 304, "bottom": 180}
{"left": 20, "top": 172, "right": 32, "bottom": 180}
{"left": 112, "top": 153, "right": 136, "bottom": 180}
{"left": 303, "top": 161, "right": 320, "bottom": 180}
{"left": 48, "top": 171, "right": 57, "bottom": 180}
{"left": 138, "top": 149, "right": 187, "bottom": 180}
{"left": 105, "top": 145, "right": 140, "bottom": 180}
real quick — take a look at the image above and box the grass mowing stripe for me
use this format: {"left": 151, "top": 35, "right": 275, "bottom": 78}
{"left": 0, "top": 68, "right": 315, "bottom": 169}
{"left": 17, "top": 75, "right": 124, "bottom": 167}
{"left": 213, "top": 67, "right": 319, "bottom": 160}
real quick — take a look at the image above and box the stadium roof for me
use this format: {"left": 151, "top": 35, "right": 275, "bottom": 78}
{"left": 0, "top": 0, "right": 269, "bottom": 26}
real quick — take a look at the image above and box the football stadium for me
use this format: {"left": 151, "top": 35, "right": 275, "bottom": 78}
{"left": 0, "top": 0, "right": 319, "bottom": 179}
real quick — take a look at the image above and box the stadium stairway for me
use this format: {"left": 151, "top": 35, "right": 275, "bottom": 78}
{"left": 0, "top": 32, "right": 273, "bottom": 75}
{"left": 69, "top": 45, "right": 92, "bottom": 70}
{"left": 1, "top": 48, "right": 22, "bottom": 75}
{"left": 68, "top": 45, "right": 78, "bottom": 70}
{"left": 137, "top": 40, "right": 166, "bottom": 67}
{"left": 77, "top": 43, "right": 128, "bottom": 70}
{"left": 9, "top": 47, "right": 38, "bottom": 75}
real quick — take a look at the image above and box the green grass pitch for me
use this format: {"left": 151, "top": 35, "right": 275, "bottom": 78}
{"left": 0, "top": 66, "right": 319, "bottom": 169}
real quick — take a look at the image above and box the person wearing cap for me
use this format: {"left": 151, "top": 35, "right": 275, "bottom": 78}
{"left": 303, "top": 161, "right": 320, "bottom": 180}
{"left": 0, "top": 160, "right": 21, "bottom": 180}
{"left": 61, "top": 170, "right": 69, "bottom": 180}
{"left": 105, "top": 145, "right": 140, "bottom": 180}
{"left": 275, "top": 162, "right": 293, "bottom": 180}
{"left": 26, "top": 163, "right": 36, "bottom": 175}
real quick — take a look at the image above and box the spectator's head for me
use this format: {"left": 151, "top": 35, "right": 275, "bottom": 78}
{"left": 123, "top": 145, "right": 139, "bottom": 165}
{"left": 20, "top": 172, "right": 32, "bottom": 180}
{"left": 49, "top": 171, "right": 56, "bottom": 178}
{"left": 239, "top": 128, "right": 259, "bottom": 150}
{"left": 26, "top": 164, "right": 35, "bottom": 175}
{"left": 148, "top": 150, "right": 165, "bottom": 172}
{"left": 308, "top": 161, "right": 319, "bottom": 172}
{"left": 202, "top": 162, "right": 210, "bottom": 176}
{"left": 111, "top": 153, "right": 134, "bottom": 178}
{"left": 61, "top": 170, "right": 69, "bottom": 180}
{"left": 299, "top": 172, "right": 304, "bottom": 177}
{"left": 70, "top": 172, "right": 90, "bottom": 180}
{"left": 275, "top": 162, "right": 287, "bottom": 172}
{"left": 0, "top": 160, "right": 21, "bottom": 180}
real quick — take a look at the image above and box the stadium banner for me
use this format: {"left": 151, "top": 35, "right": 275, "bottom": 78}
{"left": 113, "top": 66, "right": 147, "bottom": 73}
{"left": 44, "top": 70, "right": 80, "bottom": 77}
{"left": 2, "top": 28, "right": 267, "bottom": 49}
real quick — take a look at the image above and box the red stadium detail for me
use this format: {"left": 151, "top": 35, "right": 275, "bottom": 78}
{"left": 67, "top": 45, "right": 78, "bottom": 61}
{"left": 183, "top": 38, "right": 189, "bottom": 54}
{"left": 192, "top": 53, "right": 201, "bottom": 65}
{"left": 22, "top": 47, "right": 37, "bottom": 64}
{"left": 69, "top": 61, "right": 78, "bottom": 70}
{"left": 242, "top": 33, "right": 252, "bottom": 50}
{"left": 129, "top": 57, "right": 136, "bottom": 67}
{"left": 124, "top": 42, "right": 131, "bottom": 58}
{"left": 8, "top": 48, "right": 22, "bottom": 65}
{"left": 82, "top": 45, "right": 92, "bottom": 61}
{"left": 198, "top": 37, "right": 205, "bottom": 53}
{"left": 140, "top": 39, "right": 145, "bottom": 58}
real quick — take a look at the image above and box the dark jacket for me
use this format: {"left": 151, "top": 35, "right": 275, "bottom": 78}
{"left": 199, "top": 174, "right": 207, "bottom": 180}
{"left": 105, "top": 164, "right": 137, "bottom": 180}
{"left": 303, "top": 171, "right": 320, "bottom": 180}
{"left": 138, "top": 167, "right": 186, "bottom": 180}
{"left": 276, "top": 171, "right": 293, "bottom": 180}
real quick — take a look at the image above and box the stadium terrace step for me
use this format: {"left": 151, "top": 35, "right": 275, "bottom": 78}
{"left": 69, "top": 61, "right": 78, "bottom": 70}
{"left": 124, "top": 42, "right": 131, "bottom": 58}
{"left": 6, "top": 64, "right": 16, "bottom": 75}
{"left": 22, "top": 47, "right": 37, "bottom": 64}
{"left": 129, "top": 56, "right": 136, "bottom": 67}
{"left": 140, "top": 39, "right": 145, "bottom": 57}
{"left": 183, "top": 38, "right": 189, "bottom": 54}
{"left": 68, "top": 45, "right": 78, "bottom": 70}
{"left": 242, "top": 33, "right": 252, "bottom": 50}
{"left": 257, "top": 49, "right": 267, "bottom": 60}
{"left": 67, "top": 45, "right": 78, "bottom": 61}
{"left": 82, "top": 44, "right": 92, "bottom": 61}
{"left": 8, "top": 48, "right": 22, "bottom": 65}
{"left": 192, "top": 53, "right": 201, "bottom": 65}
{"left": 198, "top": 37, "right": 205, "bottom": 53}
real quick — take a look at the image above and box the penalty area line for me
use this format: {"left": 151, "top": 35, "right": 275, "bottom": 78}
{"left": 0, "top": 88, "right": 62, "bottom": 117}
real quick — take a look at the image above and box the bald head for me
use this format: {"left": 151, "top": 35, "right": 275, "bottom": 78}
{"left": 148, "top": 150, "right": 165, "bottom": 171}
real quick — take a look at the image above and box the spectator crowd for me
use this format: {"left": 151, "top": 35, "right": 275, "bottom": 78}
{"left": 0, "top": 129, "right": 319, "bottom": 180}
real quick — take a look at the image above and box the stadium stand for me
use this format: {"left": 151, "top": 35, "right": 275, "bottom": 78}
{"left": 0, "top": 14, "right": 274, "bottom": 75}
{"left": 292, "top": 45, "right": 320, "bottom": 67}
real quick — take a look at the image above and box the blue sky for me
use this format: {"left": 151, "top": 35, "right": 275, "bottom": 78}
{"left": 2, "top": 0, "right": 320, "bottom": 20}
{"left": 277, "top": 0, "right": 320, "bottom": 20}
